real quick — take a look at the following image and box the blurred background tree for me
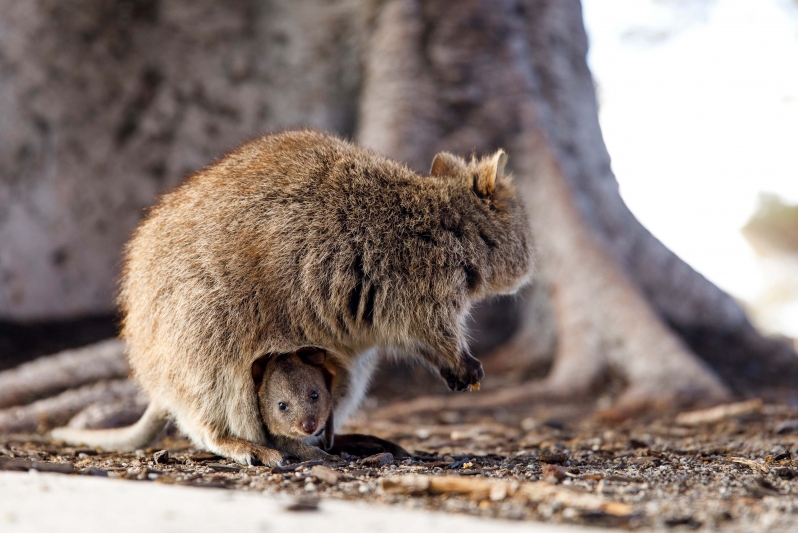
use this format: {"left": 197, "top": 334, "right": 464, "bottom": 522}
{"left": 1, "top": 0, "right": 796, "bottom": 423}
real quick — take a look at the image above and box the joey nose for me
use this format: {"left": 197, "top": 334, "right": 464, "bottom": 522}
{"left": 301, "top": 419, "right": 317, "bottom": 435}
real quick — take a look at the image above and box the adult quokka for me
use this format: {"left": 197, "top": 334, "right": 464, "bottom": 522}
{"left": 57, "top": 130, "right": 534, "bottom": 464}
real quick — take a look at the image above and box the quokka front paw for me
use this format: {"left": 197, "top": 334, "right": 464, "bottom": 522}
{"left": 440, "top": 353, "right": 484, "bottom": 392}
{"left": 224, "top": 440, "right": 285, "bottom": 467}
{"left": 249, "top": 444, "right": 286, "bottom": 467}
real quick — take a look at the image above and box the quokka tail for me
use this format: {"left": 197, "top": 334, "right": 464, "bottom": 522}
{"left": 51, "top": 404, "right": 167, "bottom": 452}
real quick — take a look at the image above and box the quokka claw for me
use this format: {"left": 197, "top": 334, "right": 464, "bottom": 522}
{"left": 440, "top": 354, "right": 484, "bottom": 392}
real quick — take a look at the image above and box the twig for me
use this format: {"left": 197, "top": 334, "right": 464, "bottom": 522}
{"left": 727, "top": 457, "right": 770, "bottom": 474}
{"left": 380, "top": 474, "right": 632, "bottom": 516}
{"left": 675, "top": 399, "right": 763, "bottom": 426}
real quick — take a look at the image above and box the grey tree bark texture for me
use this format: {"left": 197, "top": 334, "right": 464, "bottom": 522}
{"left": 1, "top": 0, "right": 796, "bottom": 422}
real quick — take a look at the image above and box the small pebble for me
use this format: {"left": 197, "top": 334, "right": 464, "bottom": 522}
{"left": 153, "top": 450, "right": 169, "bottom": 465}
{"left": 539, "top": 451, "right": 568, "bottom": 465}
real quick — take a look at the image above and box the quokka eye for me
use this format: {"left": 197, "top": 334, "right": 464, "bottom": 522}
{"left": 310, "top": 391, "right": 319, "bottom": 400}
{"left": 278, "top": 402, "right": 288, "bottom": 411}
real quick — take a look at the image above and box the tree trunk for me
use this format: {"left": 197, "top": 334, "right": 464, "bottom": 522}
{"left": 0, "top": 0, "right": 363, "bottom": 320}
{"left": 1, "top": 0, "right": 796, "bottom": 421}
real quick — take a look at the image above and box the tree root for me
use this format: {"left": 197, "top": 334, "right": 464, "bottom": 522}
{"left": 65, "top": 395, "right": 148, "bottom": 430}
{"left": 0, "top": 339, "right": 127, "bottom": 408}
{"left": 505, "top": 135, "right": 730, "bottom": 413}
{"left": 0, "top": 379, "right": 138, "bottom": 434}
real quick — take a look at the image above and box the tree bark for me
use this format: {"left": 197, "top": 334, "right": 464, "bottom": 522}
{"left": 1, "top": 0, "right": 795, "bottom": 418}
{"left": 0, "top": 0, "right": 362, "bottom": 320}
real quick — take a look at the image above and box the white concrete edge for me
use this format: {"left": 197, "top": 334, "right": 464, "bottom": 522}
{"left": 0, "top": 471, "right": 621, "bottom": 533}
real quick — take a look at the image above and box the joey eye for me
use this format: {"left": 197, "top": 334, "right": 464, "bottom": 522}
{"left": 310, "top": 391, "right": 319, "bottom": 400}
{"left": 278, "top": 402, "right": 288, "bottom": 411}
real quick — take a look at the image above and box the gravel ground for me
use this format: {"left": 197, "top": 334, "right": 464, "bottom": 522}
{"left": 2, "top": 399, "right": 798, "bottom": 531}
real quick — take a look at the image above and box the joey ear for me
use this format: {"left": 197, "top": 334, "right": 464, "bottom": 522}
{"left": 322, "top": 361, "right": 336, "bottom": 393}
{"left": 296, "top": 347, "right": 326, "bottom": 367}
{"left": 252, "top": 357, "right": 266, "bottom": 387}
{"left": 430, "top": 152, "right": 463, "bottom": 177}
{"left": 475, "top": 149, "right": 507, "bottom": 198}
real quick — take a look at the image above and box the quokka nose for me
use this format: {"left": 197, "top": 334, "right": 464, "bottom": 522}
{"left": 301, "top": 419, "right": 317, "bottom": 434}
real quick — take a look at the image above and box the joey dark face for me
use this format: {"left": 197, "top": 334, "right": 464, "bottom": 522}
{"left": 429, "top": 150, "right": 534, "bottom": 298}
{"left": 256, "top": 350, "right": 333, "bottom": 440}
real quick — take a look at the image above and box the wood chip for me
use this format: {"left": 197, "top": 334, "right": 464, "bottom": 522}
{"left": 310, "top": 465, "right": 340, "bottom": 484}
{"left": 189, "top": 452, "right": 220, "bottom": 462}
{"left": 539, "top": 451, "right": 568, "bottom": 464}
{"left": 675, "top": 399, "right": 763, "bottom": 426}
{"left": 379, "top": 475, "right": 632, "bottom": 516}
{"left": 728, "top": 457, "right": 770, "bottom": 473}
{"left": 207, "top": 463, "right": 241, "bottom": 472}
{"left": 360, "top": 452, "right": 393, "bottom": 467}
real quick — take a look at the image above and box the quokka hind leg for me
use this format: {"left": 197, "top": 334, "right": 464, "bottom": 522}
{"left": 207, "top": 436, "right": 284, "bottom": 467}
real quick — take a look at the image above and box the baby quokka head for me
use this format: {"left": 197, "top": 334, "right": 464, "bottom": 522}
{"left": 429, "top": 148, "right": 534, "bottom": 299}
{"left": 254, "top": 348, "right": 333, "bottom": 441}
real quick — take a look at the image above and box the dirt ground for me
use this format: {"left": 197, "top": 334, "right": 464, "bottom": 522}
{"left": 3, "top": 397, "right": 798, "bottom": 531}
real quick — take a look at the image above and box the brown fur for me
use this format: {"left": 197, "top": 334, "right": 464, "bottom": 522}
{"left": 81, "top": 130, "right": 532, "bottom": 464}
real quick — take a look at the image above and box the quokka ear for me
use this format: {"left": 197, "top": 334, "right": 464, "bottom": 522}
{"left": 475, "top": 149, "right": 507, "bottom": 198}
{"left": 430, "top": 152, "right": 464, "bottom": 177}
{"left": 296, "top": 347, "right": 326, "bottom": 367}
